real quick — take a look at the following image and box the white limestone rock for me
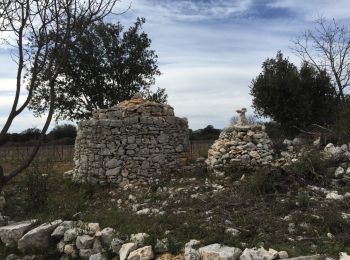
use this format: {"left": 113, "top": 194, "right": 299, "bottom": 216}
{"left": 76, "top": 234, "right": 94, "bottom": 249}
{"left": 17, "top": 219, "right": 62, "bottom": 253}
{"left": 326, "top": 191, "right": 344, "bottom": 200}
{"left": 184, "top": 240, "right": 201, "bottom": 260}
{"left": 225, "top": 228, "right": 240, "bottom": 237}
{"left": 340, "top": 252, "right": 350, "bottom": 260}
{"left": 283, "top": 255, "right": 320, "bottom": 260}
{"left": 335, "top": 167, "right": 345, "bottom": 178}
{"left": 199, "top": 243, "right": 242, "bottom": 260}
{"left": 99, "top": 227, "right": 115, "bottom": 245}
{"left": 130, "top": 233, "right": 149, "bottom": 246}
{"left": 127, "top": 245, "right": 154, "bottom": 260}
{"left": 64, "top": 228, "right": 78, "bottom": 242}
{"left": 89, "top": 253, "right": 107, "bottom": 260}
{"left": 119, "top": 242, "right": 138, "bottom": 260}
{"left": 239, "top": 247, "right": 278, "bottom": 260}
{"left": 51, "top": 221, "right": 74, "bottom": 238}
{"left": 0, "top": 219, "right": 37, "bottom": 245}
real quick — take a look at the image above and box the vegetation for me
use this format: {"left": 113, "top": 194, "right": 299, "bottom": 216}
{"left": 0, "top": 0, "right": 118, "bottom": 186}
{"left": 29, "top": 17, "right": 166, "bottom": 121}
{"left": 190, "top": 125, "right": 221, "bottom": 140}
{"left": 293, "top": 17, "right": 350, "bottom": 103}
{"left": 2, "top": 124, "right": 77, "bottom": 146}
{"left": 1, "top": 159, "right": 350, "bottom": 258}
{"left": 250, "top": 51, "right": 337, "bottom": 131}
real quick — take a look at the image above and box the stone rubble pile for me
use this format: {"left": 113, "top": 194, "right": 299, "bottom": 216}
{"left": 73, "top": 94, "right": 190, "bottom": 185}
{"left": 206, "top": 108, "right": 274, "bottom": 174}
{"left": 0, "top": 219, "right": 333, "bottom": 260}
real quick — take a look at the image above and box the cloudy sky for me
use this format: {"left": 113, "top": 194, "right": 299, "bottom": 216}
{"left": 1, "top": 0, "right": 350, "bottom": 132}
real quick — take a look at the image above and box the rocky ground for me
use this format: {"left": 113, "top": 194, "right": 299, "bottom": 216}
{"left": 1, "top": 141, "right": 350, "bottom": 259}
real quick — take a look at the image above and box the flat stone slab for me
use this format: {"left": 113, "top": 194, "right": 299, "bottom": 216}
{"left": 18, "top": 219, "right": 62, "bottom": 253}
{"left": 0, "top": 219, "right": 38, "bottom": 245}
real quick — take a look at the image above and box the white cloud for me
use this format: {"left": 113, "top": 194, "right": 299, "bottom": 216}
{"left": 2, "top": 0, "right": 350, "bottom": 132}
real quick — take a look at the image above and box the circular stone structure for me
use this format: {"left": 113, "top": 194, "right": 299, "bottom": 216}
{"left": 206, "top": 108, "right": 274, "bottom": 174}
{"left": 73, "top": 96, "right": 190, "bottom": 184}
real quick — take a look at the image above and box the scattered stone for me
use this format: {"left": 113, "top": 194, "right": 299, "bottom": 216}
{"left": 89, "top": 253, "right": 107, "bottom": 260}
{"left": 128, "top": 245, "right": 154, "bottom": 260}
{"left": 340, "top": 252, "right": 350, "bottom": 260}
{"left": 119, "top": 243, "right": 138, "bottom": 260}
{"left": 326, "top": 191, "right": 344, "bottom": 200}
{"left": 79, "top": 249, "right": 97, "bottom": 259}
{"left": 239, "top": 247, "right": 278, "bottom": 260}
{"left": 64, "top": 244, "right": 78, "bottom": 258}
{"left": 184, "top": 240, "right": 201, "bottom": 260}
{"left": 64, "top": 228, "right": 78, "bottom": 242}
{"left": 225, "top": 228, "right": 240, "bottom": 237}
{"left": 284, "top": 255, "right": 321, "bottom": 260}
{"left": 99, "top": 227, "right": 115, "bottom": 245}
{"left": 76, "top": 234, "right": 94, "bottom": 249}
{"left": 335, "top": 167, "right": 345, "bottom": 178}
{"left": 278, "top": 251, "right": 289, "bottom": 259}
{"left": 0, "top": 220, "right": 38, "bottom": 245}
{"left": 130, "top": 233, "right": 150, "bottom": 246}
{"left": 18, "top": 219, "right": 62, "bottom": 253}
{"left": 199, "top": 243, "right": 242, "bottom": 260}
{"left": 51, "top": 221, "right": 74, "bottom": 238}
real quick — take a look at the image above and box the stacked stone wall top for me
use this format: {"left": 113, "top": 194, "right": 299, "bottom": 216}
{"left": 73, "top": 96, "right": 189, "bottom": 185}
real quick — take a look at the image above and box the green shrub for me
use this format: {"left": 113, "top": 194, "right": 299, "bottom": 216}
{"left": 24, "top": 169, "right": 49, "bottom": 211}
{"left": 286, "top": 150, "right": 331, "bottom": 185}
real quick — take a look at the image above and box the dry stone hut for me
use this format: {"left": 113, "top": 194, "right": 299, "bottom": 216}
{"left": 73, "top": 95, "right": 189, "bottom": 184}
{"left": 206, "top": 108, "right": 274, "bottom": 174}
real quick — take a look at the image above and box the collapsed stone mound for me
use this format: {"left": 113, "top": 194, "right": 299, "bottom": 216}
{"left": 206, "top": 108, "right": 274, "bottom": 173}
{"left": 73, "top": 95, "right": 189, "bottom": 185}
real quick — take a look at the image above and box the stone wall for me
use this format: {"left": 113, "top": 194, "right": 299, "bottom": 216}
{"left": 73, "top": 96, "right": 189, "bottom": 184}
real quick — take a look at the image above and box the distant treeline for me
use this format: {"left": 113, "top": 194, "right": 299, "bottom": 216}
{"left": 2, "top": 124, "right": 77, "bottom": 146}
{"left": 2, "top": 124, "right": 222, "bottom": 146}
{"left": 190, "top": 125, "right": 222, "bottom": 140}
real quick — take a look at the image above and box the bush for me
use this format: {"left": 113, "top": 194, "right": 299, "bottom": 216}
{"left": 332, "top": 102, "right": 350, "bottom": 143}
{"left": 286, "top": 150, "right": 332, "bottom": 185}
{"left": 24, "top": 169, "right": 49, "bottom": 211}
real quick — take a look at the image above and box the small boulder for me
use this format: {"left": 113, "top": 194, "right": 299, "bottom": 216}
{"left": 130, "top": 233, "right": 149, "bottom": 246}
{"left": 335, "top": 167, "right": 345, "bottom": 178}
{"left": 76, "top": 234, "right": 94, "bottom": 249}
{"left": 340, "top": 252, "right": 350, "bottom": 260}
{"left": 239, "top": 247, "right": 278, "bottom": 260}
{"left": 225, "top": 228, "right": 240, "bottom": 237}
{"left": 128, "top": 246, "right": 154, "bottom": 260}
{"left": 99, "top": 227, "right": 115, "bottom": 245}
{"left": 89, "top": 253, "right": 107, "bottom": 260}
{"left": 64, "top": 228, "right": 78, "bottom": 242}
{"left": 0, "top": 219, "right": 38, "bottom": 245}
{"left": 18, "top": 219, "right": 62, "bottom": 253}
{"left": 80, "top": 249, "right": 97, "bottom": 259}
{"left": 51, "top": 221, "right": 74, "bottom": 238}
{"left": 64, "top": 244, "right": 78, "bottom": 258}
{"left": 199, "top": 244, "right": 242, "bottom": 260}
{"left": 119, "top": 243, "right": 138, "bottom": 260}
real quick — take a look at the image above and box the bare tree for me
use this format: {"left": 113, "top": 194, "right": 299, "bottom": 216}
{"left": 0, "top": 0, "right": 118, "bottom": 187}
{"left": 293, "top": 17, "right": 350, "bottom": 102}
